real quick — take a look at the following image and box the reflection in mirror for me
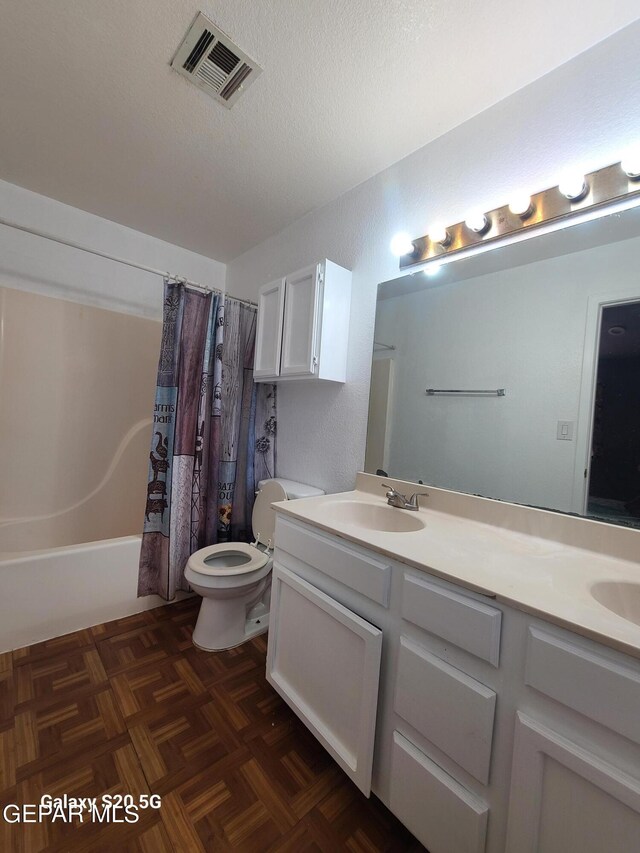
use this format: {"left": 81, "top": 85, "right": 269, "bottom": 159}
{"left": 366, "top": 206, "right": 640, "bottom": 528}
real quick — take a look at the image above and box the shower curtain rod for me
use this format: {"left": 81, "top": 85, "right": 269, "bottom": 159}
{"left": 0, "top": 215, "right": 257, "bottom": 308}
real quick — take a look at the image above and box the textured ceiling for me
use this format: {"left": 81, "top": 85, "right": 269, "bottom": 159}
{"left": 0, "top": 1, "right": 638, "bottom": 262}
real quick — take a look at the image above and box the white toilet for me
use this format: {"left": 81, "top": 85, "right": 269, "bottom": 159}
{"left": 184, "top": 478, "right": 324, "bottom": 651}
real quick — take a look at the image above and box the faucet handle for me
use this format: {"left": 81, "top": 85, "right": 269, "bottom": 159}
{"left": 382, "top": 483, "right": 405, "bottom": 498}
{"left": 407, "top": 491, "right": 429, "bottom": 508}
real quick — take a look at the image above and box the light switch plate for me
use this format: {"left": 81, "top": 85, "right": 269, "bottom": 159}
{"left": 556, "top": 420, "right": 574, "bottom": 441}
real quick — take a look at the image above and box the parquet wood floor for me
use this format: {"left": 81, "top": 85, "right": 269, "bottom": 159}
{"left": 0, "top": 599, "right": 424, "bottom": 852}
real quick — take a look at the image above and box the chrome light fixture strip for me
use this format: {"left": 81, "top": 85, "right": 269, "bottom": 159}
{"left": 399, "top": 162, "right": 640, "bottom": 271}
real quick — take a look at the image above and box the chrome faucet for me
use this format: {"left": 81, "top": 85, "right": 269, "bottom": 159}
{"left": 382, "top": 484, "right": 429, "bottom": 511}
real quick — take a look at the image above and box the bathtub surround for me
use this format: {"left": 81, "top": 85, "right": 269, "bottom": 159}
{"left": 138, "top": 283, "right": 277, "bottom": 600}
{"left": 0, "top": 287, "right": 161, "bottom": 555}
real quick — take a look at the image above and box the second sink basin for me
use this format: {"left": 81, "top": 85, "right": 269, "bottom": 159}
{"left": 315, "top": 500, "right": 426, "bottom": 533}
{"left": 591, "top": 581, "right": 640, "bottom": 627}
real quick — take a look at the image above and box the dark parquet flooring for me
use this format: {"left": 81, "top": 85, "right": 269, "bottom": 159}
{"left": 0, "top": 598, "right": 423, "bottom": 852}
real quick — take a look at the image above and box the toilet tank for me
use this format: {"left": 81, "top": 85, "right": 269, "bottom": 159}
{"left": 258, "top": 478, "right": 325, "bottom": 500}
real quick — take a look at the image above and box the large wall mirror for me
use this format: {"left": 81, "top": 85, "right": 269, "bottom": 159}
{"left": 366, "top": 205, "right": 640, "bottom": 528}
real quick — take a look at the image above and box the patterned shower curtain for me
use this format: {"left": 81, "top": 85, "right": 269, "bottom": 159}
{"left": 137, "top": 280, "right": 277, "bottom": 600}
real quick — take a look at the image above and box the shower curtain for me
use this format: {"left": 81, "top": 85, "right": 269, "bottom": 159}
{"left": 137, "top": 280, "right": 276, "bottom": 600}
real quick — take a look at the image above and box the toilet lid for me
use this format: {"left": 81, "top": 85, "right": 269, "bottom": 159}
{"left": 252, "top": 480, "right": 287, "bottom": 546}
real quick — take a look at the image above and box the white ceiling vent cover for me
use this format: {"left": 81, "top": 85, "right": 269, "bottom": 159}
{"left": 171, "top": 13, "right": 262, "bottom": 108}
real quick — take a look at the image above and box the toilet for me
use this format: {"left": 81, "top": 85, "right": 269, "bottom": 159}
{"left": 184, "top": 478, "right": 324, "bottom": 651}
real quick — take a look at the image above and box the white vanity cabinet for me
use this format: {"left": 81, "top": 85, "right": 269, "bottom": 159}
{"left": 266, "top": 515, "right": 504, "bottom": 852}
{"left": 505, "top": 624, "right": 640, "bottom": 853}
{"left": 253, "top": 259, "right": 352, "bottom": 382}
{"left": 266, "top": 513, "right": 640, "bottom": 853}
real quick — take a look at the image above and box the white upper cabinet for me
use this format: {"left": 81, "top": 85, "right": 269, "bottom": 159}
{"left": 254, "top": 278, "right": 285, "bottom": 378}
{"left": 280, "top": 264, "right": 319, "bottom": 377}
{"left": 253, "top": 259, "right": 352, "bottom": 383}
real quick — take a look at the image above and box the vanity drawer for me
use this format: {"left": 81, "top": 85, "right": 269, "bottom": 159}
{"left": 525, "top": 627, "right": 640, "bottom": 744}
{"left": 394, "top": 636, "right": 496, "bottom": 784}
{"left": 402, "top": 572, "right": 502, "bottom": 666}
{"left": 390, "top": 731, "right": 488, "bottom": 853}
{"left": 275, "top": 517, "right": 391, "bottom": 606}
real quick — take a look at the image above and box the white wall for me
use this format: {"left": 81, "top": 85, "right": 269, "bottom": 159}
{"left": 0, "top": 179, "right": 225, "bottom": 319}
{"left": 374, "top": 234, "right": 640, "bottom": 514}
{"left": 225, "top": 21, "right": 640, "bottom": 496}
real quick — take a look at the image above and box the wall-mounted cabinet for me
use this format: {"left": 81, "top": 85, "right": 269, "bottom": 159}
{"left": 253, "top": 259, "right": 352, "bottom": 383}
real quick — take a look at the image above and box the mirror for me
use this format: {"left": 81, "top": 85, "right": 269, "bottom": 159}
{"left": 366, "top": 205, "right": 640, "bottom": 528}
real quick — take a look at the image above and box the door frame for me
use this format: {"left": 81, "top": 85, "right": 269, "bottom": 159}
{"left": 573, "top": 288, "right": 640, "bottom": 514}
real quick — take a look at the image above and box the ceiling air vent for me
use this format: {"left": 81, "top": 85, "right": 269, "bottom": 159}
{"left": 171, "top": 12, "right": 262, "bottom": 108}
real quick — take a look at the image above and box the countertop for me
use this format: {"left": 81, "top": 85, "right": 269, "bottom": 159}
{"left": 272, "top": 474, "right": 640, "bottom": 660}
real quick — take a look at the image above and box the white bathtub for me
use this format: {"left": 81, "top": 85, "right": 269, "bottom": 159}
{"left": 0, "top": 535, "right": 189, "bottom": 653}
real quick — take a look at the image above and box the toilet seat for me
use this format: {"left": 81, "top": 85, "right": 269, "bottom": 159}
{"left": 187, "top": 542, "right": 270, "bottom": 577}
{"left": 187, "top": 480, "right": 288, "bottom": 579}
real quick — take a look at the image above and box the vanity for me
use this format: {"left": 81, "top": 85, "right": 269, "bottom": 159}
{"left": 265, "top": 473, "right": 640, "bottom": 853}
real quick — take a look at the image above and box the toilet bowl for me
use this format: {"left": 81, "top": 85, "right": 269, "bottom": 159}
{"left": 184, "top": 478, "right": 324, "bottom": 651}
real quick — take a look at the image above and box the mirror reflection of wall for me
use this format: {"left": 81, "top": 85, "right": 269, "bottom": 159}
{"left": 367, "top": 209, "right": 640, "bottom": 528}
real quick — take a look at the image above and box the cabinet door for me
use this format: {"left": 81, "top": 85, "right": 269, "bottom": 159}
{"left": 254, "top": 278, "right": 285, "bottom": 379}
{"left": 266, "top": 563, "right": 382, "bottom": 795}
{"left": 506, "top": 713, "right": 640, "bottom": 853}
{"left": 280, "top": 264, "right": 321, "bottom": 377}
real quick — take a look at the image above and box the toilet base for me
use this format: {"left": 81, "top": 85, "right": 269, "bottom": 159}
{"left": 191, "top": 579, "right": 271, "bottom": 651}
{"left": 192, "top": 613, "right": 269, "bottom": 652}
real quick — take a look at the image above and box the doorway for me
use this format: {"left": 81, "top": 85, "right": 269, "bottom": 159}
{"left": 586, "top": 300, "right": 640, "bottom": 527}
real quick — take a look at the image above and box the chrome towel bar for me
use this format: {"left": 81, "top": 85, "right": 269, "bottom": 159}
{"left": 425, "top": 388, "right": 506, "bottom": 396}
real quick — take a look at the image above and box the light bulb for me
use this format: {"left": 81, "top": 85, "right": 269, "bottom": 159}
{"left": 465, "top": 211, "right": 490, "bottom": 234}
{"left": 621, "top": 149, "right": 640, "bottom": 179}
{"left": 508, "top": 195, "right": 534, "bottom": 218}
{"left": 558, "top": 173, "right": 588, "bottom": 201}
{"left": 428, "top": 224, "right": 450, "bottom": 246}
{"left": 424, "top": 262, "right": 443, "bottom": 277}
{"left": 390, "top": 232, "right": 415, "bottom": 257}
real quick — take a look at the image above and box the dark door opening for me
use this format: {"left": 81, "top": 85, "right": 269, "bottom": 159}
{"left": 587, "top": 300, "right": 640, "bottom": 527}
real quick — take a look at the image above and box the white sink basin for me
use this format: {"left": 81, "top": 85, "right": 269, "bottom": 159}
{"left": 591, "top": 581, "right": 640, "bottom": 627}
{"left": 315, "top": 500, "right": 426, "bottom": 533}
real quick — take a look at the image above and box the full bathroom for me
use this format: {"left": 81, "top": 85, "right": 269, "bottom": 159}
{"left": 1, "top": 4, "right": 640, "bottom": 852}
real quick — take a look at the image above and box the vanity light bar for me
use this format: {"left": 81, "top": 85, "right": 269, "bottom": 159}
{"left": 398, "top": 159, "right": 640, "bottom": 271}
